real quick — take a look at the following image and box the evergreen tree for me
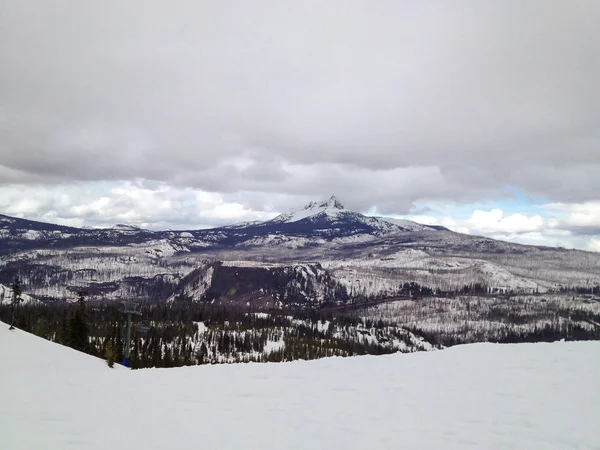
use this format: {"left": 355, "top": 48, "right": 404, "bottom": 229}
{"left": 33, "top": 316, "right": 49, "bottom": 339}
{"left": 67, "top": 291, "right": 90, "bottom": 352}
{"left": 57, "top": 316, "right": 70, "bottom": 344}
{"left": 163, "top": 344, "right": 173, "bottom": 367}
{"left": 9, "top": 277, "right": 22, "bottom": 330}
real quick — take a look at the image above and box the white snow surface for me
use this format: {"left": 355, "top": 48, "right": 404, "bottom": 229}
{"left": 1, "top": 321, "right": 599, "bottom": 450}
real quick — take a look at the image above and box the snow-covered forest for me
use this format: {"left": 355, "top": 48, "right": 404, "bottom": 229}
{"left": 1, "top": 207, "right": 600, "bottom": 369}
{"left": 2, "top": 290, "right": 598, "bottom": 369}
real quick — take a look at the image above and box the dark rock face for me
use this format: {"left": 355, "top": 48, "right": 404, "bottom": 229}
{"left": 201, "top": 263, "right": 348, "bottom": 306}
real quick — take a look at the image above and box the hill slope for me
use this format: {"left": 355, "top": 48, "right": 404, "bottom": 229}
{"left": 1, "top": 321, "right": 599, "bottom": 449}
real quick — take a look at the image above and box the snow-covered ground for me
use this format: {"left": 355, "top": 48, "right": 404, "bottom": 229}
{"left": 1, "top": 322, "right": 599, "bottom": 449}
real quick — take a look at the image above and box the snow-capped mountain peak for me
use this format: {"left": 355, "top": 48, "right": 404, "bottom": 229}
{"left": 271, "top": 195, "right": 346, "bottom": 223}
{"left": 313, "top": 195, "right": 345, "bottom": 211}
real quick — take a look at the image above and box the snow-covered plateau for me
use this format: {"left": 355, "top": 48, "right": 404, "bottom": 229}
{"left": 1, "top": 321, "right": 599, "bottom": 450}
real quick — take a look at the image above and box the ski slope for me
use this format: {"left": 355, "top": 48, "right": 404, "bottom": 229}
{"left": 1, "top": 322, "right": 599, "bottom": 450}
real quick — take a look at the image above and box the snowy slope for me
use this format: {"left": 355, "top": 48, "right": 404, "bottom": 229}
{"left": 322, "top": 249, "right": 548, "bottom": 296}
{"left": 377, "top": 216, "right": 432, "bottom": 231}
{"left": 1, "top": 321, "right": 599, "bottom": 450}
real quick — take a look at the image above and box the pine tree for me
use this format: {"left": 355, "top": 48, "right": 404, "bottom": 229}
{"left": 9, "top": 277, "right": 23, "bottom": 330}
{"left": 67, "top": 291, "right": 90, "bottom": 352}
{"left": 57, "top": 317, "right": 70, "bottom": 344}
{"left": 163, "top": 344, "right": 173, "bottom": 367}
{"left": 33, "top": 316, "right": 49, "bottom": 338}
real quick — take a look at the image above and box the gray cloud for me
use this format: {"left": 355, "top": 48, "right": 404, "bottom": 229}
{"left": 566, "top": 226, "right": 600, "bottom": 237}
{"left": 0, "top": 0, "right": 599, "bottom": 217}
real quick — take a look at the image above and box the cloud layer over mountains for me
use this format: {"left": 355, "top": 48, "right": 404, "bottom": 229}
{"left": 1, "top": 1, "right": 599, "bottom": 249}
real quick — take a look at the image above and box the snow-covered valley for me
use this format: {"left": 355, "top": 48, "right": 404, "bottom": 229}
{"left": 1, "top": 321, "right": 599, "bottom": 450}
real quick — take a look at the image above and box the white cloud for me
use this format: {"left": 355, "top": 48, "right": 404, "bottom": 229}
{"left": 0, "top": 181, "right": 276, "bottom": 230}
{"left": 410, "top": 209, "right": 550, "bottom": 241}
{"left": 199, "top": 201, "right": 276, "bottom": 223}
{"left": 468, "top": 209, "right": 544, "bottom": 233}
{"left": 407, "top": 215, "right": 471, "bottom": 234}
{"left": 2, "top": 182, "right": 599, "bottom": 253}
{"left": 408, "top": 207, "right": 600, "bottom": 251}
{"left": 5, "top": 198, "right": 42, "bottom": 216}
{"left": 543, "top": 201, "right": 600, "bottom": 228}
{"left": 589, "top": 239, "right": 600, "bottom": 252}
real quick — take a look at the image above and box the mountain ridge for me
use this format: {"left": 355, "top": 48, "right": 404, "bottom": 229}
{"left": 1, "top": 198, "right": 600, "bottom": 305}
{"left": 0, "top": 197, "right": 445, "bottom": 253}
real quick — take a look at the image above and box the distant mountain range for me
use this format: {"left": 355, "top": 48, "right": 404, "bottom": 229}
{"left": 0, "top": 195, "right": 443, "bottom": 254}
{"left": 1, "top": 196, "right": 599, "bottom": 305}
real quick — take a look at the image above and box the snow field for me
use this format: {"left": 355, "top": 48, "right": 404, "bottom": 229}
{"left": 1, "top": 321, "right": 599, "bottom": 450}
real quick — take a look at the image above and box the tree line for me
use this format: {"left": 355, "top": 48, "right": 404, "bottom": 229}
{"left": 0, "top": 282, "right": 424, "bottom": 369}
{"left": 4, "top": 277, "right": 598, "bottom": 370}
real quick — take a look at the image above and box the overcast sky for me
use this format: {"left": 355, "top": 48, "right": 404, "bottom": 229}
{"left": 1, "top": 1, "right": 599, "bottom": 251}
